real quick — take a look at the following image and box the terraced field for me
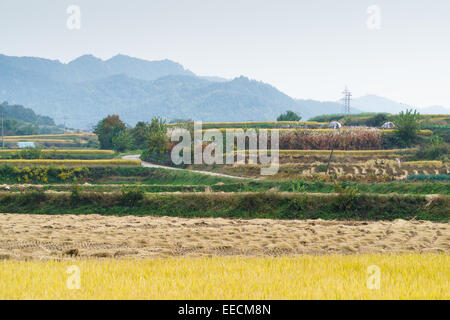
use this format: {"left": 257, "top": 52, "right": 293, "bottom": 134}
{"left": 3, "top": 133, "right": 97, "bottom": 148}
{"left": 0, "top": 123, "right": 448, "bottom": 301}
{"left": 193, "top": 160, "right": 449, "bottom": 181}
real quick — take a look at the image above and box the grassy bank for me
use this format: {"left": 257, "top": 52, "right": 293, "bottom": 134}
{"left": 7, "top": 180, "right": 450, "bottom": 195}
{"left": 0, "top": 149, "right": 116, "bottom": 160}
{"left": 210, "top": 180, "right": 450, "bottom": 195}
{"left": 0, "top": 191, "right": 448, "bottom": 221}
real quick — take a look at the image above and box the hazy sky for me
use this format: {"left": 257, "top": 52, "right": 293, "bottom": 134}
{"left": 1, "top": 0, "right": 449, "bottom": 107}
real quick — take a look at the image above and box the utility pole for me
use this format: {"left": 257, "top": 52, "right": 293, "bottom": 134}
{"left": 342, "top": 86, "right": 352, "bottom": 114}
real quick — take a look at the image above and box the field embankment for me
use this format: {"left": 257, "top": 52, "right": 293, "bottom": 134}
{"left": 0, "top": 165, "right": 240, "bottom": 184}
{"left": 0, "top": 149, "right": 115, "bottom": 160}
{"left": 0, "top": 192, "right": 448, "bottom": 221}
{"left": 4, "top": 180, "right": 450, "bottom": 195}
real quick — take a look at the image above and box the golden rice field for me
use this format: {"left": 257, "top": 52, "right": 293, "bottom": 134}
{"left": 4, "top": 139, "right": 72, "bottom": 143}
{"left": 0, "top": 159, "right": 141, "bottom": 167}
{"left": 0, "top": 149, "right": 115, "bottom": 154}
{"left": 4, "top": 134, "right": 95, "bottom": 139}
{"left": 0, "top": 254, "right": 447, "bottom": 300}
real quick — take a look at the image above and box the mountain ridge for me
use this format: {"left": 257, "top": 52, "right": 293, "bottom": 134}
{"left": 0, "top": 53, "right": 447, "bottom": 129}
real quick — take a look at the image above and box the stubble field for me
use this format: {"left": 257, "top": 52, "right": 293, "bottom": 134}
{"left": 0, "top": 214, "right": 448, "bottom": 260}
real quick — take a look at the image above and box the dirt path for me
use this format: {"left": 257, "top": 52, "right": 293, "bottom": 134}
{"left": 0, "top": 214, "right": 447, "bottom": 260}
{"left": 122, "top": 154, "right": 250, "bottom": 180}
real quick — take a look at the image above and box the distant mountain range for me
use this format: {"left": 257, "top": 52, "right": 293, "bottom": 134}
{"left": 352, "top": 94, "right": 450, "bottom": 115}
{"left": 0, "top": 54, "right": 447, "bottom": 129}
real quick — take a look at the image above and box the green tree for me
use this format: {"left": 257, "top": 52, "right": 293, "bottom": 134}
{"left": 277, "top": 110, "right": 302, "bottom": 121}
{"left": 393, "top": 109, "right": 421, "bottom": 147}
{"left": 112, "top": 130, "right": 135, "bottom": 152}
{"left": 142, "top": 117, "right": 168, "bottom": 159}
{"left": 130, "top": 121, "right": 150, "bottom": 150}
{"left": 93, "top": 115, "right": 126, "bottom": 149}
{"left": 367, "top": 113, "right": 389, "bottom": 127}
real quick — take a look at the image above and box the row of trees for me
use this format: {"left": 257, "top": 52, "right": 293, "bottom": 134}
{"left": 94, "top": 109, "right": 443, "bottom": 160}
{"left": 93, "top": 115, "right": 169, "bottom": 155}
{"left": 277, "top": 110, "right": 302, "bottom": 121}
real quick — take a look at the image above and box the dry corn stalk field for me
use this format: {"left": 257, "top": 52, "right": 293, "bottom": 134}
{"left": 0, "top": 214, "right": 448, "bottom": 260}
{"left": 0, "top": 254, "right": 448, "bottom": 299}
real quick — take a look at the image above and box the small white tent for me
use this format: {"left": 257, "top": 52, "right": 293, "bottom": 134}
{"left": 328, "top": 121, "right": 342, "bottom": 129}
{"left": 381, "top": 122, "right": 395, "bottom": 129}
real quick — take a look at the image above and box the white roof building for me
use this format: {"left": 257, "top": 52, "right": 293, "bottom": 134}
{"left": 17, "top": 142, "right": 36, "bottom": 148}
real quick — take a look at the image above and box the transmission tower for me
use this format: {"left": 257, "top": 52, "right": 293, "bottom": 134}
{"left": 341, "top": 86, "right": 352, "bottom": 114}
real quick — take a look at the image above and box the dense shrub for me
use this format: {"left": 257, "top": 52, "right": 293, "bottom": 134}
{"left": 408, "top": 174, "right": 450, "bottom": 181}
{"left": 309, "top": 113, "right": 391, "bottom": 126}
{"left": 332, "top": 182, "right": 361, "bottom": 211}
{"left": 343, "top": 113, "right": 390, "bottom": 127}
{"left": 381, "top": 133, "right": 404, "bottom": 149}
{"left": 70, "top": 180, "right": 82, "bottom": 204}
{"left": 0, "top": 165, "right": 147, "bottom": 184}
{"left": 18, "top": 189, "right": 47, "bottom": 206}
{"left": 120, "top": 186, "right": 145, "bottom": 206}
{"left": 18, "top": 148, "right": 42, "bottom": 159}
{"left": 277, "top": 110, "right": 302, "bottom": 121}
{"left": 409, "top": 136, "right": 449, "bottom": 161}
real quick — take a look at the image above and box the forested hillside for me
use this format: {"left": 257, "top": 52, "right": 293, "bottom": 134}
{"left": 0, "top": 102, "right": 62, "bottom": 135}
